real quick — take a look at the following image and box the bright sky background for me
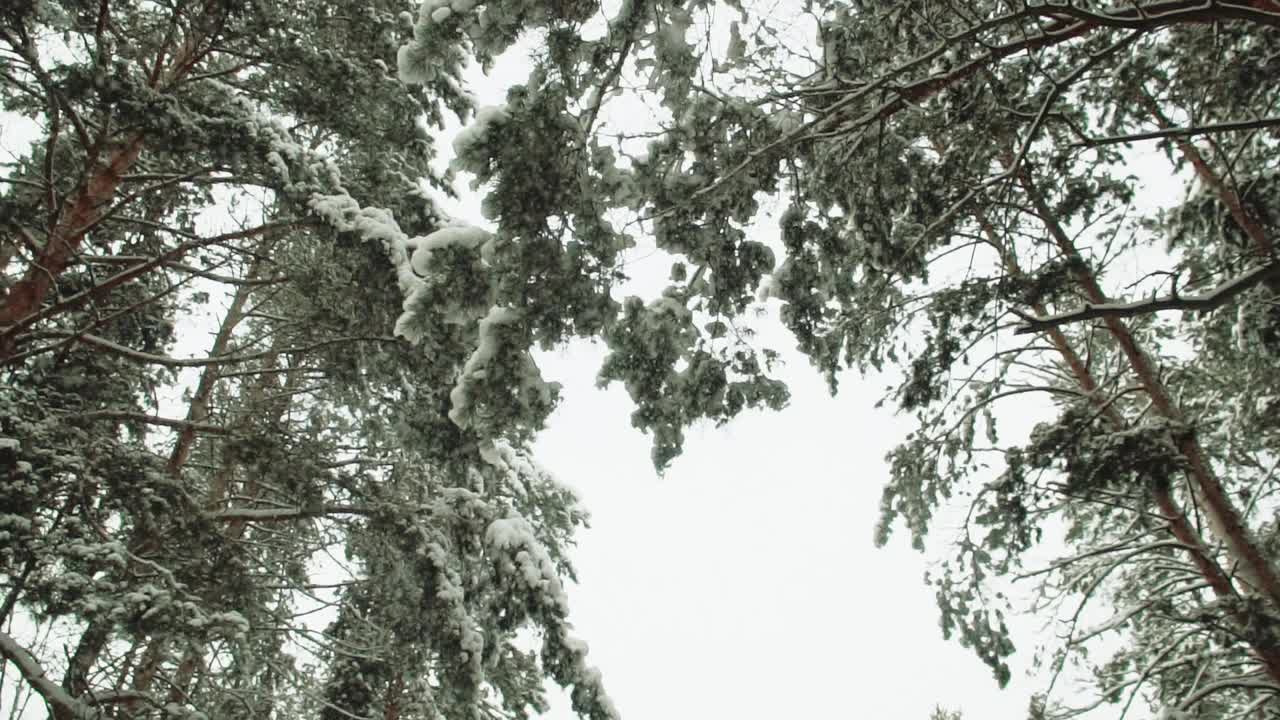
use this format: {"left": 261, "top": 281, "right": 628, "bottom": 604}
{"left": 439, "top": 13, "right": 1182, "bottom": 714}
{"left": 436, "top": 40, "right": 1063, "bottom": 718}
{"left": 531, "top": 338, "right": 1048, "bottom": 720}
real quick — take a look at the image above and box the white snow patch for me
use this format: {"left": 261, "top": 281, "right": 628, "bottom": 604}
{"left": 448, "top": 306, "right": 523, "bottom": 428}
{"left": 649, "top": 295, "right": 689, "bottom": 318}
{"left": 452, "top": 105, "right": 510, "bottom": 160}
{"left": 309, "top": 193, "right": 439, "bottom": 344}
{"left": 755, "top": 273, "right": 778, "bottom": 302}
{"left": 396, "top": 43, "right": 432, "bottom": 85}
{"left": 410, "top": 225, "right": 491, "bottom": 275}
{"left": 485, "top": 513, "right": 570, "bottom": 613}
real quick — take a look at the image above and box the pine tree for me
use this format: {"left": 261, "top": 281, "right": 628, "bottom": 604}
{"left": 1, "top": 2, "right": 613, "bottom": 718}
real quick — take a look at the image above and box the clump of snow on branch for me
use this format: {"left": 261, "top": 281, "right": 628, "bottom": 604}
{"left": 212, "top": 84, "right": 342, "bottom": 193}
{"left": 451, "top": 105, "right": 509, "bottom": 178}
{"left": 409, "top": 224, "right": 492, "bottom": 275}
{"left": 396, "top": 0, "right": 488, "bottom": 86}
{"left": 398, "top": 1, "right": 595, "bottom": 88}
{"left": 485, "top": 513, "right": 570, "bottom": 613}
{"left": 310, "top": 192, "right": 559, "bottom": 438}
{"left": 308, "top": 194, "right": 434, "bottom": 343}
{"left": 481, "top": 439, "right": 584, "bottom": 504}
{"left": 483, "top": 509, "right": 620, "bottom": 719}
{"left": 449, "top": 305, "right": 537, "bottom": 430}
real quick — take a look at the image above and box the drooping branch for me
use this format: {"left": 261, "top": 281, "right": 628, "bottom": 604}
{"left": 1014, "top": 262, "right": 1280, "bottom": 334}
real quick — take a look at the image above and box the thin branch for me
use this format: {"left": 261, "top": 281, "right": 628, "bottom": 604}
{"left": 0, "top": 220, "right": 307, "bottom": 340}
{"left": 81, "top": 254, "right": 288, "bottom": 286}
{"left": 207, "top": 505, "right": 380, "bottom": 522}
{"left": 1014, "top": 262, "right": 1280, "bottom": 334}
{"left": 1177, "top": 676, "right": 1280, "bottom": 711}
{"left": 19, "top": 331, "right": 400, "bottom": 368}
{"left": 71, "top": 411, "right": 231, "bottom": 435}
{"left": 1071, "top": 116, "right": 1280, "bottom": 148}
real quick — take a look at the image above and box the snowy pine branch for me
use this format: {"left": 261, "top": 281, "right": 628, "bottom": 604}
{"left": 207, "top": 505, "right": 381, "bottom": 522}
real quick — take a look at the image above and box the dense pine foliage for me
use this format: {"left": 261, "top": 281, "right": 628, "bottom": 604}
{"left": 1, "top": 2, "right": 611, "bottom": 719}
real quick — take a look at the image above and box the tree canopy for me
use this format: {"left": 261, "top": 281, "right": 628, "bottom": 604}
{"left": 4, "top": 0, "right": 1280, "bottom": 718}
{"left": 1, "top": 2, "right": 612, "bottom": 718}
{"left": 393, "top": 0, "right": 1280, "bottom": 716}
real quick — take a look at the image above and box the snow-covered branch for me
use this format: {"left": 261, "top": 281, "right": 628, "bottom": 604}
{"left": 207, "top": 504, "right": 380, "bottom": 522}
{"left": 14, "top": 332, "right": 398, "bottom": 368}
{"left": 1175, "top": 676, "right": 1280, "bottom": 712}
{"left": 1014, "top": 262, "right": 1280, "bottom": 334}
{"left": 0, "top": 629, "right": 92, "bottom": 720}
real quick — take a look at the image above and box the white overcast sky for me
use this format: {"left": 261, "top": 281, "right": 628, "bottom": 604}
{"left": 442, "top": 11, "right": 1182, "bottom": 715}
{"left": 439, "top": 40, "right": 1064, "bottom": 719}
{"left": 531, "top": 338, "right": 1047, "bottom": 720}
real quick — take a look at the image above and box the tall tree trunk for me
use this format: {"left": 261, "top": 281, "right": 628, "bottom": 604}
{"left": 981, "top": 207, "right": 1280, "bottom": 683}
{"left": 58, "top": 248, "right": 266, "bottom": 709}
{"left": 0, "top": 136, "right": 145, "bottom": 335}
{"left": 0, "top": 17, "right": 215, "bottom": 357}
{"left": 1139, "top": 91, "right": 1277, "bottom": 261}
{"left": 1017, "top": 168, "right": 1280, "bottom": 612}
{"left": 171, "top": 248, "right": 271, "bottom": 480}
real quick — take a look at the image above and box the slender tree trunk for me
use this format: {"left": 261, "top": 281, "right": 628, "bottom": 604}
{"left": 0, "top": 136, "right": 145, "bottom": 334}
{"left": 385, "top": 674, "right": 405, "bottom": 720}
{"left": 981, "top": 209, "right": 1280, "bottom": 683}
{"left": 166, "top": 651, "right": 201, "bottom": 705}
{"left": 60, "top": 622, "right": 109, "bottom": 702}
{"left": 171, "top": 248, "right": 270, "bottom": 480}
{"left": 1017, "top": 168, "right": 1280, "bottom": 612}
{"left": 165, "top": 327, "right": 302, "bottom": 707}
{"left": 125, "top": 637, "right": 169, "bottom": 717}
{"left": 1139, "top": 91, "right": 1276, "bottom": 260}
